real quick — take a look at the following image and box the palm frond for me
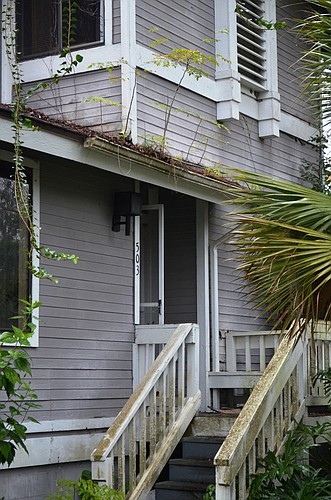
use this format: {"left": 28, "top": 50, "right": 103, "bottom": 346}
{"left": 225, "top": 169, "right": 331, "bottom": 336}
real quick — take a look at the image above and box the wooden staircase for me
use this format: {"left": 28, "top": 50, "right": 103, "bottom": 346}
{"left": 153, "top": 412, "right": 238, "bottom": 499}
{"left": 91, "top": 322, "right": 331, "bottom": 499}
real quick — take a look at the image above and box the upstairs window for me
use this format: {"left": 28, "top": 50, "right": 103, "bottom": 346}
{"left": 0, "top": 162, "right": 31, "bottom": 332}
{"left": 16, "top": 0, "right": 104, "bottom": 60}
{"left": 236, "top": 0, "right": 266, "bottom": 89}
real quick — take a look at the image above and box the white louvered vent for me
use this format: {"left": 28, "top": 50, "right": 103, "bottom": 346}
{"left": 236, "top": 0, "right": 266, "bottom": 88}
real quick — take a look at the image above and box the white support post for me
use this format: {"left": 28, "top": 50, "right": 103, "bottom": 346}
{"left": 215, "top": 0, "right": 241, "bottom": 121}
{"left": 258, "top": 0, "right": 280, "bottom": 138}
{"left": 121, "top": 0, "right": 138, "bottom": 141}
{"left": 196, "top": 200, "right": 210, "bottom": 410}
{"left": 1, "top": 0, "right": 14, "bottom": 104}
{"left": 186, "top": 325, "right": 200, "bottom": 397}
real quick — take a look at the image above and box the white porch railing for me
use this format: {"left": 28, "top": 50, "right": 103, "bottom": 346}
{"left": 209, "top": 330, "right": 280, "bottom": 407}
{"left": 91, "top": 323, "right": 200, "bottom": 500}
{"left": 133, "top": 324, "right": 181, "bottom": 389}
{"left": 214, "top": 324, "right": 331, "bottom": 500}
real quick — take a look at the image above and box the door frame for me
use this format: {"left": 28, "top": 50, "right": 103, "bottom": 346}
{"left": 134, "top": 204, "right": 164, "bottom": 325}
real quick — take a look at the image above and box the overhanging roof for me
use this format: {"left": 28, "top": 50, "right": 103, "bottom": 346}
{"left": 0, "top": 110, "right": 232, "bottom": 204}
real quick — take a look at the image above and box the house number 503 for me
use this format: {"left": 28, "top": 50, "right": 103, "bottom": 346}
{"left": 135, "top": 242, "right": 140, "bottom": 276}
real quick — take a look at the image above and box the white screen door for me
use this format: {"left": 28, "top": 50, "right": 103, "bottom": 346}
{"left": 140, "top": 204, "right": 164, "bottom": 324}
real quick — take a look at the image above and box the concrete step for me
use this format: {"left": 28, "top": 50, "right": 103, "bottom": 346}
{"left": 154, "top": 480, "right": 208, "bottom": 500}
{"left": 169, "top": 458, "right": 215, "bottom": 483}
{"left": 181, "top": 436, "right": 224, "bottom": 459}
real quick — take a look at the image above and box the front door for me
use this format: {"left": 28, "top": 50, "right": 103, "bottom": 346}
{"left": 139, "top": 204, "right": 164, "bottom": 325}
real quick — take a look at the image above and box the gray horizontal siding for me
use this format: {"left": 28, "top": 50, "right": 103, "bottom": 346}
{"left": 24, "top": 69, "right": 122, "bottom": 134}
{"left": 137, "top": 71, "right": 318, "bottom": 183}
{"left": 209, "top": 203, "right": 268, "bottom": 333}
{"left": 136, "top": 0, "right": 216, "bottom": 77}
{"left": 30, "top": 160, "right": 134, "bottom": 421}
{"left": 0, "top": 461, "right": 89, "bottom": 500}
{"left": 277, "top": 2, "right": 315, "bottom": 124}
{"left": 113, "top": 0, "right": 121, "bottom": 43}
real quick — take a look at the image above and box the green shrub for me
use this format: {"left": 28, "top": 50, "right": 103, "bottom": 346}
{"left": 47, "top": 477, "right": 125, "bottom": 500}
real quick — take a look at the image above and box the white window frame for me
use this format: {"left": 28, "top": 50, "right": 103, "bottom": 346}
{"left": 12, "top": 0, "right": 115, "bottom": 86}
{"left": 16, "top": 0, "right": 105, "bottom": 61}
{"left": 0, "top": 150, "right": 40, "bottom": 347}
{"left": 215, "top": 0, "right": 280, "bottom": 138}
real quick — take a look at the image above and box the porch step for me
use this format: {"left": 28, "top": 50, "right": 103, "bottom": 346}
{"left": 154, "top": 480, "right": 208, "bottom": 500}
{"left": 169, "top": 458, "right": 215, "bottom": 483}
{"left": 152, "top": 412, "right": 239, "bottom": 499}
{"left": 153, "top": 436, "right": 223, "bottom": 499}
{"left": 181, "top": 436, "right": 224, "bottom": 459}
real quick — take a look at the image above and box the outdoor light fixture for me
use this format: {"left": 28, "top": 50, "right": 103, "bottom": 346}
{"left": 112, "top": 192, "right": 141, "bottom": 235}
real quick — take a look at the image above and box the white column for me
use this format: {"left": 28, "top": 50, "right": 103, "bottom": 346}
{"left": 215, "top": 0, "right": 241, "bottom": 121}
{"left": 1, "top": 0, "right": 14, "bottom": 104}
{"left": 258, "top": 0, "right": 280, "bottom": 138}
{"left": 196, "top": 200, "right": 210, "bottom": 411}
{"left": 121, "top": 0, "right": 138, "bottom": 141}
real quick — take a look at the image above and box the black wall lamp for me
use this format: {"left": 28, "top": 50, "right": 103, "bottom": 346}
{"left": 112, "top": 192, "right": 141, "bottom": 235}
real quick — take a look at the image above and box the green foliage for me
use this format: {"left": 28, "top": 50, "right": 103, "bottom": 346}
{"left": 297, "top": 0, "right": 331, "bottom": 126}
{"left": 47, "top": 478, "right": 125, "bottom": 500}
{"left": 203, "top": 484, "right": 215, "bottom": 500}
{"left": 225, "top": 169, "right": 331, "bottom": 335}
{"left": 313, "top": 368, "right": 331, "bottom": 401}
{"left": 235, "top": 5, "right": 286, "bottom": 31}
{"left": 83, "top": 97, "right": 123, "bottom": 108}
{"left": 300, "top": 135, "right": 331, "bottom": 194}
{"left": 0, "top": 301, "right": 40, "bottom": 466}
{"left": 248, "top": 423, "right": 331, "bottom": 500}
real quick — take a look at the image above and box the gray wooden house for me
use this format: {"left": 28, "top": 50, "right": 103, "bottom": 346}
{"left": 0, "top": 1, "right": 326, "bottom": 499}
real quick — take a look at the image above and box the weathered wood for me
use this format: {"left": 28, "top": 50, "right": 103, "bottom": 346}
{"left": 91, "top": 323, "right": 200, "bottom": 499}
{"left": 214, "top": 323, "right": 331, "bottom": 499}
{"left": 214, "top": 332, "right": 307, "bottom": 483}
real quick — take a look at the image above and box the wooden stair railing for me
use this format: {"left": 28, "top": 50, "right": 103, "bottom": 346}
{"left": 213, "top": 323, "right": 331, "bottom": 499}
{"left": 91, "top": 323, "right": 201, "bottom": 500}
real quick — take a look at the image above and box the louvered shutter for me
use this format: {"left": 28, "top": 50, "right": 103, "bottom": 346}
{"left": 236, "top": 0, "right": 266, "bottom": 88}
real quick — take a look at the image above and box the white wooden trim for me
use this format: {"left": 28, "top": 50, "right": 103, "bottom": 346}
{"left": 121, "top": 0, "right": 138, "bottom": 140}
{"left": 104, "top": 0, "right": 113, "bottom": 46}
{"left": 134, "top": 181, "right": 140, "bottom": 324}
{"left": 215, "top": 0, "right": 241, "bottom": 120}
{"left": 24, "top": 417, "right": 114, "bottom": 434}
{"left": 140, "top": 204, "right": 164, "bottom": 325}
{"left": 280, "top": 112, "right": 318, "bottom": 142}
{"left": 20, "top": 44, "right": 121, "bottom": 83}
{"left": 196, "top": 200, "right": 210, "bottom": 411}
{"left": 0, "top": 417, "right": 115, "bottom": 469}
{"left": 30, "top": 163, "right": 40, "bottom": 346}
{"left": 134, "top": 217, "right": 141, "bottom": 324}
{"left": 1, "top": 0, "right": 14, "bottom": 104}
{"left": 0, "top": 117, "right": 318, "bottom": 208}
{"left": 0, "top": 150, "right": 40, "bottom": 346}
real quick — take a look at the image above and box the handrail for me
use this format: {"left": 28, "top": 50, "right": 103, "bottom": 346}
{"left": 91, "top": 323, "right": 200, "bottom": 500}
{"left": 214, "top": 328, "right": 308, "bottom": 499}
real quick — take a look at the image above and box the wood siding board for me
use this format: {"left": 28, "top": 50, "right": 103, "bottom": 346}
{"left": 277, "top": 2, "right": 315, "bottom": 124}
{"left": 23, "top": 69, "right": 123, "bottom": 134}
{"left": 29, "top": 161, "right": 134, "bottom": 422}
{"left": 113, "top": 0, "right": 121, "bottom": 43}
{"left": 209, "top": 203, "right": 270, "bottom": 332}
{"left": 137, "top": 72, "right": 317, "bottom": 180}
{"left": 136, "top": 0, "right": 215, "bottom": 77}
